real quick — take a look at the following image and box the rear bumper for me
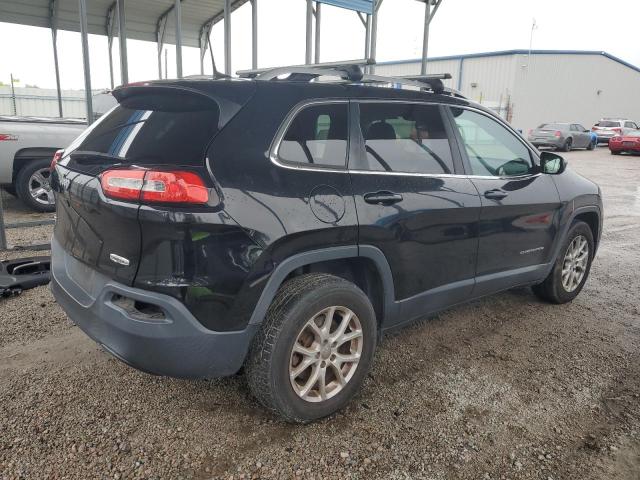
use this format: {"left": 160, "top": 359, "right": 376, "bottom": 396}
{"left": 609, "top": 143, "right": 640, "bottom": 153}
{"left": 50, "top": 237, "right": 257, "bottom": 379}
{"left": 530, "top": 139, "right": 563, "bottom": 148}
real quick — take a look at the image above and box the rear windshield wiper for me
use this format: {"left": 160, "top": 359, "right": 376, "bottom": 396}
{"left": 69, "top": 151, "right": 134, "bottom": 166}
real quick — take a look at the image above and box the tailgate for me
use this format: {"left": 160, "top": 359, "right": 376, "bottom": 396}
{"left": 51, "top": 81, "right": 256, "bottom": 286}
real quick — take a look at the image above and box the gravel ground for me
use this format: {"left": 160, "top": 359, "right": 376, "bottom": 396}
{"left": 1, "top": 147, "right": 639, "bottom": 479}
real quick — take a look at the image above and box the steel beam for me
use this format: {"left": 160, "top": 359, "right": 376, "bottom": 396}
{"left": 251, "top": 0, "right": 258, "bottom": 69}
{"left": 78, "top": 0, "right": 93, "bottom": 124}
{"left": 117, "top": 0, "right": 128, "bottom": 84}
{"left": 305, "top": 0, "right": 313, "bottom": 64}
{"left": 314, "top": 2, "right": 321, "bottom": 64}
{"left": 175, "top": 0, "right": 183, "bottom": 78}
{"left": 49, "top": 0, "right": 63, "bottom": 117}
{"left": 224, "top": 0, "right": 231, "bottom": 74}
{"left": 364, "top": 13, "right": 371, "bottom": 72}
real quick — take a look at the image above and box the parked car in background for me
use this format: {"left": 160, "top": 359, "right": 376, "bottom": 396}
{"left": 0, "top": 116, "right": 85, "bottom": 212}
{"left": 592, "top": 118, "right": 639, "bottom": 144}
{"left": 50, "top": 71, "right": 603, "bottom": 423}
{"left": 528, "top": 122, "right": 595, "bottom": 151}
{"left": 609, "top": 131, "right": 640, "bottom": 155}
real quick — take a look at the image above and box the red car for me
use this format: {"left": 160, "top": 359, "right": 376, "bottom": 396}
{"left": 609, "top": 132, "right": 640, "bottom": 155}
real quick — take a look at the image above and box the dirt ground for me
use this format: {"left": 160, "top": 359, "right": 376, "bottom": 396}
{"left": 1, "top": 147, "right": 639, "bottom": 480}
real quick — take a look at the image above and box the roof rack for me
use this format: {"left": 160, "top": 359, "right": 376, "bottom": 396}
{"left": 237, "top": 59, "right": 374, "bottom": 81}
{"left": 236, "top": 61, "right": 464, "bottom": 97}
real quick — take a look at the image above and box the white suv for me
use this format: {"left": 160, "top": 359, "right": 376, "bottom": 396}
{"left": 592, "top": 118, "right": 639, "bottom": 144}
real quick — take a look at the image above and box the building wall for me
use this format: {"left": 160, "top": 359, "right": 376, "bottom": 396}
{"left": 511, "top": 53, "right": 640, "bottom": 132}
{"left": 0, "top": 86, "right": 88, "bottom": 118}
{"left": 376, "top": 52, "right": 640, "bottom": 133}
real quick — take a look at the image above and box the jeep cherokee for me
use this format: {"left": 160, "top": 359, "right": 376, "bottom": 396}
{"left": 50, "top": 65, "right": 603, "bottom": 423}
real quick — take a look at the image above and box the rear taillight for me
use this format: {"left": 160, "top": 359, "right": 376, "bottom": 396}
{"left": 554, "top": 130, "right": 562, "bottom": 137}
{"left": 100, "top": 169, "right": 209, "bottom": 204}
{"left": 611, "top": 136, "right": 622, "bottom": 142}
{"left": 50, "top": 149, "right": 64, "bottom": 171}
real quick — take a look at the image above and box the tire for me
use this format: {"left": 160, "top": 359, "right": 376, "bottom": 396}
{"left": 611, "top": 150, "right": 621, "bottom": 155}
{"left": 561, "top": 138, "right": 573, "bottom": 152}
{"left": 15, "top": 158, "right": 56, "bottom": 213}
{"left": 246, "top": 273, "right": 377, "bottom": 423}
{"left": 587, "top": 140, "right": 596, "bottom": 151}
{"left": 532, "top": 221, "right": 594, "bottom": 304}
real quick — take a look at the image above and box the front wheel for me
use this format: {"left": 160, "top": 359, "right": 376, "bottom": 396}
{"left": 533, "top": 221, "right": 594, "bottom": 304}
{"left": 246, "top": 274, "right": 377, "bottom": 423}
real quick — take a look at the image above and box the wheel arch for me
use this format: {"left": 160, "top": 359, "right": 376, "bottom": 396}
{"left": 12, "top": 148, "right": 59, "bottom": 184}
{"left": 248, "top": 245, "right": 396, "bottom": 331}
{"left": 549, "top": 205, "right": 602, "bottom": 274}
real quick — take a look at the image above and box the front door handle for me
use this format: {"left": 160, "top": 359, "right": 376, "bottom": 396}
{"left": 364, "top": 191, "right": 404, "bottom": 205}
{"left": 484, "top": 189, "right": 508, "bottom": 200}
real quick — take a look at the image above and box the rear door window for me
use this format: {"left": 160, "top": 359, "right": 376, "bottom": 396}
{"left": 357, "top": 103, "right": 455, "bottom": 174}
{"left": 277, "top": 103, "right": 348, "bottom": 168}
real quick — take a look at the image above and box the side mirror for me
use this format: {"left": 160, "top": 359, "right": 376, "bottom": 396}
{"left": 540, "top": 151, "right": 567, "bottom": 175}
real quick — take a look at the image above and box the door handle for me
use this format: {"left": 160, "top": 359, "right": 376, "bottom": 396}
{"left": 364, "top": 191, "right": 404, "bottom": 205}
{"left": 484, "top": 189, "right": 508, "bottom": 200}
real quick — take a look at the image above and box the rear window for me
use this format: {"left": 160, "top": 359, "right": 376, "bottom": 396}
{"left": 599, "top": 121, "right": 621, "bottom": 127}
{"left": 63, "top": 91, "right": 220, "bottom": 172}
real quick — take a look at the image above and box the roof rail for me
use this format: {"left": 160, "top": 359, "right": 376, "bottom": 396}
{"left": 237, "top": 59, "right": 374, "bottom": 81}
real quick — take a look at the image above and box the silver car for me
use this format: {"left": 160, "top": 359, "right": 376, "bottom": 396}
{"left": 592, "top": 118, "right": 639, "bottom": 144}
{"left": 528, "top": 122, "right": 595, "bottom": 152}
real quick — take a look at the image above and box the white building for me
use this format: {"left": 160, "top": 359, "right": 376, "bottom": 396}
{"left": 376, "top": 50, "right": 640, "bottom": 133}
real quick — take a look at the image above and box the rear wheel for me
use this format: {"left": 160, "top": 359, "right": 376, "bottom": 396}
{"left": 611, "top": 150, "right": 621, "bottom": 155}
{"left": 533, "top": 221, "right": 594, "bottom": 304}
{"left": 246, "top": 274, "right": 377, "bottom": 423}
{"left": 561, "top": 138, "right": 573, "bottom": 152}
{"left": 15, "top": 159, "right": 56, "bottom": 212}
{"left": 587, "top": 139, "right": 596, "bottom": 150}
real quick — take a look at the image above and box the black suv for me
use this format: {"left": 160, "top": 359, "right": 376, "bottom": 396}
{"left": 50, "top": 66, "right": 602, "bottom": 423}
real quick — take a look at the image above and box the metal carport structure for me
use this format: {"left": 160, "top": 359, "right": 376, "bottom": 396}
{"left": 0, "top": 0, "right": 444, "bottom": 251}
{"left": 0, "top": 0, "right": 443, "bottom": 124}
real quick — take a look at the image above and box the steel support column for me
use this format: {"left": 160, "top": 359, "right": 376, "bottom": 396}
{"left": 224, "top": 0, "right": 231, "bottom": 74}
{"left": 305, "top": 0, "right": 313, "bottom": 64}
{"left": 106, "top": 3, "right": 116, "bottom": 89}
{"left": 251, "top": 0, "right": 258, "bottom": 69}
{"left": 314, "top": 2, "right": 321, "bottom": 63}
{"left": 78, "top": 0, "right": 93, "bottom": 124}
{"left": 51, "top": 34, "right": 63, "bottom": 117}
{"left": 369, "top": 0, "right": 380, "bottom": 73}
{"left": 420, "top": 0, "right": 431, "bottom": 75}
{"left": 175, "top": 0, "right": 183, "bottom": 78}
{"left": 117, "top": 0, "right": 129, "bottom": 84}
{"left": 156, "top": 13, "right": 168, "bottom": 79}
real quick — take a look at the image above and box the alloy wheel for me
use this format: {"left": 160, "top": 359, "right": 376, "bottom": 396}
{"left": 561, "top": 235, "right": 589, "bottom": 292}
{"left": 289, "top": 306, "right": 363, "bottom": 403}
{"left": 28, "top": 168, "right": 55, "bottom": 206}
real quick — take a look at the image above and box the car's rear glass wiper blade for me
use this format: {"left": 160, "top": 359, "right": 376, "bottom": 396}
{"left": 69, "top": 151, "right": 136, "bottom": 165}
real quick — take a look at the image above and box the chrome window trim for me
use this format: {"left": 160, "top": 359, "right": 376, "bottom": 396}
{"left": 269, "top": 98, "right": 542, "bottom": 181}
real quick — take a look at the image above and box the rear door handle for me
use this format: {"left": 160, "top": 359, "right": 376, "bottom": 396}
{"left": 364, "top": 191, "right": 404, "bottom": 205}
{"left": 484, "top": 189, "right": 508, "bottom": 200}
